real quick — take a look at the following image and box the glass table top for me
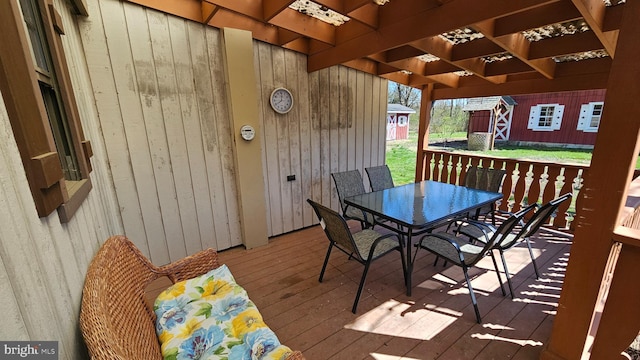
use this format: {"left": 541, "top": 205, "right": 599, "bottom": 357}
{"left": 345, "top": 180, "right": 503, "bottom": 229}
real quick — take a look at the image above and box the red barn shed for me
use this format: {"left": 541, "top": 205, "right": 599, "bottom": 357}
{"left": 386, "top": 104, "right": 416, "bottom": 140}
{"left": 466, "top": 90, "right": 606, "bottom": 147}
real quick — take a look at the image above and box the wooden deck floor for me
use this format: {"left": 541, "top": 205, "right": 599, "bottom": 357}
{"left": 217, "top": 223, "right": 573, "bottom": 360}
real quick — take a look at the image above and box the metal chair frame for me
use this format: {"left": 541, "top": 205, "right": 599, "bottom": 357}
{"left": 307, "top": 199, "right": 407, "bottom": 313}
{"left": 417, "top": 204, "right": 537, "bottom": 323}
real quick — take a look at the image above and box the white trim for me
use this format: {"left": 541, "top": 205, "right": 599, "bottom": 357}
{"left": 528, "top": 104, "right": 563, "bottom": 131}
{"left": 577, "top": 102, "right": 603, "bottom": 133}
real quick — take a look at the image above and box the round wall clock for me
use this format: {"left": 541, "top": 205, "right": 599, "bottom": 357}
{"left": 270, "top": 87, "right": 294, "bottom": 114}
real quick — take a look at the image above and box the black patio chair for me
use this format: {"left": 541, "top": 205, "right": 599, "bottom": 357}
{"left": 365, "top": 165, "right": 395, "bottom": 192}
{"left": 417, "top": 203, "right": 537, "bottom": 323}
{"left": 307, "top": 199, "right": 407, "bottom": 313}
{"left": 457, "top": 193, "right": 573, "bottom": 297}
{"left": 463, "top": 166, "right": 507, "bottom": 224}
{"left": 331, "top": 170, "right": 375, "bottom": 229}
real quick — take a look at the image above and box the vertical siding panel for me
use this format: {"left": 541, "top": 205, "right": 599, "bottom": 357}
{"left": 309, "top": 70, "right": 322, "bottom": 210}
{"left": 129, "top": 8, "right": 186, "bottom": 261}
{"left": 187, "top": 25, "right": 220, "bottom": 250}
{"left": 338, "top": 66, "right": 349, "bottom": 174}
{"left": 347, "top": 69, "right": 357, "bottom": 170}
{"left": 170, "top": 20, "right": 209, "bottom": 253}
{"left": 297, "top": 54, "right": 313, "bottom": 227}
{"left": 103, "top": 1, "right": 169, "bottom": 264}
{"left": 363, "top": 75, "right": 373, "bottom": 170}
{"left": 332, "top": 66, "right": 346, "bottom": 208}
{"left": 318, "top": 69, "right": 333, "bottom": 209}
{"left": 81, "top": 0, "right": 150, "bottom": 256}
{"left": 355, "top": 72, "right": 365, "bottom": 177}
{"left": 0, "top": 119, "right": 70, "bottom": 355}
{"left": 206, "top": 28, "right": 237, "bottom": 249}
{"left": 259, "top": 43, "right": 282, "bottom": 236}
{"left": 162, "top": 17, "right": 202, "bottom": 255}
{"left": 158, "top": 13, "right": 202, "bottom": 260}
{"left": 273, "top": 48, "right": 293, "bottom": 233}
{"left": 0, "top": 255, "right": 27, "bottom": 339}
{"left": 370, "top": 76, "right": 381, "bottom": 166}
{"left": 377, "top": 78, "right": 388, "bottom": 165}
{"left": 286, "top": 50, "right": 303, "bottom": 230}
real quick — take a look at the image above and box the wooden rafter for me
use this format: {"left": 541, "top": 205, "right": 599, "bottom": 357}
{"left": 125, "top": 0, "right": 625, "bottom": 95}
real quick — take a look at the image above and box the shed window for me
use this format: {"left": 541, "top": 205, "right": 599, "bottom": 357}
{"left": 528, "top": 104, "right": 564, "bottom": 131}
{"left": 577, "top": 102, "right": 604, "bottom": 133}
{"left": 0, "top": 0, "right": 92, "bottom": 221}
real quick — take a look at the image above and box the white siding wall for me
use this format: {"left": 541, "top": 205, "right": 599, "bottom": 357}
{"left": 80, "top": 0, "right": 388, "bottom": 247}
{"left": 255, "top": 44, "right": 388, "bottom": 235}
{"left": 0, "top": 0, "right": 122, "bottom": 358}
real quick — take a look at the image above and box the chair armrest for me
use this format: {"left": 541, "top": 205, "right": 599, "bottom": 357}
{"left": 419, "top": 232, "right": 466, "bottom": 263}
{"left": 157, "top": 248, "right": 220, "bottom": 283}
{"left": 457, "top": 219, "right": 496, "bottom": 243}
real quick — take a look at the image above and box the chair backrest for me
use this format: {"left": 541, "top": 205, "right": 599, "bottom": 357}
{"left": 365, "top": 165, "right": 395, "bottom": 192}
{"left": 464, "top": 166, "right": 506, "bottom": 193}
{"left": 80, "top": 236, "right": 165, "bottom": 359}
{"left": 307, "top": 199, "right": 362, "bottom": 260}
{"left": 471, "top": 204, "right": 537, "bottom": 263}
{"left": 331, "top": 170, "right": 367, "bottom": 213}
{"left": 521, "top": 193, "right": 573, "bottom": 238}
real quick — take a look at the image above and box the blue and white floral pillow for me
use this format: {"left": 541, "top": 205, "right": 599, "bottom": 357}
{"left": 154, "top": 264, "right": 293, "bottom": 360}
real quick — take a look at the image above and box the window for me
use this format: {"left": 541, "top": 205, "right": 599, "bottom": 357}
{"left": 577, "top": 102, "right": 604, "bottom": 132}
{"left": 528, "top": 104, "right": 564, "bottom": 131}
{"left": 0, "top": 0, "right": 92, "bottom": 221}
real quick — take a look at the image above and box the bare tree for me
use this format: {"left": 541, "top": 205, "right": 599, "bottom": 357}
{"left": 388, "top": 82, "right": 420, "bottom": 109}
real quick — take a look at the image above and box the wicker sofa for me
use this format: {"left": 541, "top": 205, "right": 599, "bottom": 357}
{"left": 80, "top": 235, "right": 304, "bottom": 359}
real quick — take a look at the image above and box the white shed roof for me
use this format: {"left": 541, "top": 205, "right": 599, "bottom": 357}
{"left": 387, "top": 104, "right": 417, "bottom": 114}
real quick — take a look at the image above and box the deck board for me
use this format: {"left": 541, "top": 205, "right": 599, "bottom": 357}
{"left": 217, "top": 222, "right": 572, "bottom": 359}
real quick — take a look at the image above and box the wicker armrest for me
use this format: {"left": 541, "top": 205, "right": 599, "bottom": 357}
{"left": 158, "top": 248, "right": 220, "bottom": 283}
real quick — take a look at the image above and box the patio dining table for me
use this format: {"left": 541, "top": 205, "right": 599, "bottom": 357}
{"left": 344, "top": 180, "right": 503, "bottom": 296}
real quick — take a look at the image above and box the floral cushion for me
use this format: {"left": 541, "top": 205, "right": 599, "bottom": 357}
{"left": 154, "top": 264, "right": 293, "bottom": 360}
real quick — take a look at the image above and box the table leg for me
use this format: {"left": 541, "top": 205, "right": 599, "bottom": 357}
{"left": 405, "top": 229, "right": 413, "bottom": 296}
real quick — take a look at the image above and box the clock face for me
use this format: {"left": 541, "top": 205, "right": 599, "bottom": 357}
{"left": 270, "top": 88, "right": 293, "bottom": 114}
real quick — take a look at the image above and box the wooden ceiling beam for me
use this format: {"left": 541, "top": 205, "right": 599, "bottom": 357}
{"left": 411, "top": 36, "right": 508, "bottom": 84}
{"left": 262, "top": 0, "right": 295, "bottom": 21}
{"left": 493, "top": 1, "right": 582, "bottom": 36}
{"left": 384, "top": 57, "right": 427, "bottom": 76}
{"left": 202, "top": 0, "right": 262, "bottom": 20}
{"left": 201, "top": 1, "right": 220, "bottom": 23}
{"left": 431, "top": 71, "right": 609, "bottom": 99}
{"left": 342, "top": 58, "right": 378, "bottom": 76}
{"left": 347, "top": 2, "right": 379, "bottom": 29}
{"left": 424, "top": 60, "right": 461, "bottom": 76}
{"left": 313, "top": 0, "right": 379, "bottom": 29}
{"left": 384, "top": 45, "right": 425, "bottom": 63}
{"left": 425, "top": 73, "right": 460, "bottom": 88}
{"left": 474, "top": 20, "right": 556, "bottom": 79}
{"left": 206, "top": 8, "right": 279, "bottom": 44}
{"left": 451, "top": 38, "right": 506, "bottom": 61}
{"left": 380, "top": 71, "right": 411, "bottom": 85}
{"left": 571, "top": 0, "right": 617, "bottom": 57}
{"left": 269, "top": 8, "right": 336, "bottom": 44}
{"left": 485, "top": 58, "right": 536, "bottom": 76}
{"left": 308, "top": 0, "right": 559, "bottom": 72}
{"left": 377, "top": 63, "right": 401, "bottom": 75}
{"left": 603, "top": 3, "right": 623, "bottom": 32}
{"left": 282, "top": 37, "right": 310, "bottom": 53}
{"left": 528, "top": 31, "right": 604, "bottom": 60}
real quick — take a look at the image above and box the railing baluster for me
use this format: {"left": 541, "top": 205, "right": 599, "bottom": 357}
{"left": 419, "top": 149, "right": 590, "bottom": 232}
